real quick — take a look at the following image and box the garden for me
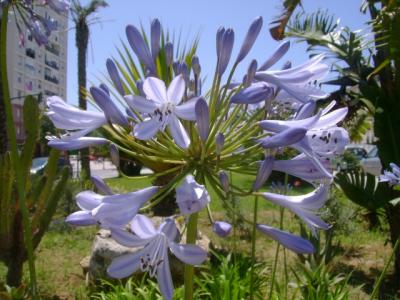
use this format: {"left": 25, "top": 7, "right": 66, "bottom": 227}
{"left": 1, "top": 0, "right": 400, "bottom": 299}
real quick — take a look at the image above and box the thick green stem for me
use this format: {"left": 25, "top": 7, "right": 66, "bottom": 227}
{"left": 0, "top": 5, "right": 38, "bottom": 297}
{"left": 184, "top": 212, "right": 199, "bottom": 300}
{"left": 371, "top": 236, "right": 400, "bottom": 299}
{"left": 249, "top": 196, "right": 259, "bottom": 300}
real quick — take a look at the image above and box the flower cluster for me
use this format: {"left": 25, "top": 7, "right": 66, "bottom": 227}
{"left": 0, "top": 0, "right": 69, "bottom": 46}
{"left": 47, "top": 17, "right": 349, "bottom": 299}
{"left": 380, "top": 163, "right": 400, "bottom": 187}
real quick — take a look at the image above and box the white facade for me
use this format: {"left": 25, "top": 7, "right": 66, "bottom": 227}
{"left": 6, "top": 6, "right": 68, "bottom": 142}
{"left": 6, "top": 6, "right": 68, "bottom": 105}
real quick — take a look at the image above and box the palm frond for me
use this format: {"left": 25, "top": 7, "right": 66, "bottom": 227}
{"left": 269, "top": 0, "right": 302, "bottom": 40}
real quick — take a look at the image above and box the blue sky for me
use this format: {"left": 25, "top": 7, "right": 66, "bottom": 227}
{"left": 66, "top": 0, "right": 369, "bottom": 105}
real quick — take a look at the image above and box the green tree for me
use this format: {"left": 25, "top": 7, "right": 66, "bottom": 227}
{"left": 70, "top": 0, "right": 108, "bottom": 178}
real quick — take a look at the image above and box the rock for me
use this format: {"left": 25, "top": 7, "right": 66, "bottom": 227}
{"left": 82, "top": 217, "right": 210, "bottom": 284}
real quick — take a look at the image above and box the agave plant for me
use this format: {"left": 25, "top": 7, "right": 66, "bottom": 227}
{"left": 0, "top": 96, "right": 69, "bottom": 287}
{"left": 47, "top": 17, "right": 350, "bottom": 299}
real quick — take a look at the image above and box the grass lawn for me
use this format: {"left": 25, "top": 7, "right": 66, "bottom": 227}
{"left": 0, "top": 174, "right": 395, "bottom": 299}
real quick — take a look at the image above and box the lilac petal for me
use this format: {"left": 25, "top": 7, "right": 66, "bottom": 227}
{"left": 253, "top": 156, "right": 274, "bottom": 190}
{"left": 390, "top": 163, "right": 400, "bottom": 177}
{"left": 314, "top": 107, "right": 348, "bottom": 129}
{"left": 269, "top": 54, "right": 325, "bottom": 76}
{"left": 102, "top": 187, "right": 159, "bottom": 205}
{"left": 76, "top": 191, "right": 103, "bottom": 210}
{"left": 175, "top": 97, "right": 198, "bottom": 121}
{"left": 213, "top": 221, "right": 232, "bottom": 237}
{"left": 90, "top": 87, "right": 129, "bottom": 126}
{"left": 192, "top": 56, "right": 201, "bottom": 76}
{"left": 126, "top": 25, "right": 155, "bottom": 73}
{"left": 131, "top": 214, "right": 157, "bottom": 239}
{"left": 168, "top": 116, "right": 190, "bottom": 149}
{"left": 296, "top": 101, "right": 316, "bottom": 120}
{"left": 219, "top": 171, "right": 230, "bottom": 193}
{"left": 195, "top": 98, "right": 210, "bottom": 142}
{"left": 244, "top": 59, "right": 258, "bottom": 86}
{"left": 258, "top": 41, "right": 290, "bottom": 71}
{"left": 257, "top": 224, "right": 315, "bottom": 254}
{"left": 107, "top": 251, "right": 143, "bottom": 279}
{"left": 160, "top": 218, "right": 179, "bottom": 242}
{"left": 109, "top": 143, "right": 120, "bottom": 167}
{"left": 291, "top": 208, "right": 330, "bottom": 233}
{"left": 66, "top": 211, "right": 97, "bottom": 226}
{"left": 259, "top": 110, "right": 322, "bottom": 132}
{"left": 167, "top": 75, "right": 185, "bottom": 105}
{"left": 156, "top": 249, "right": 174, "bottom": 300}
{"left": 236, "top": 16, "right": 263, "bottom": 63}
{"left": 134, "top": 117, "right": 162, "bottom": 140}
{"left": 124, "top": 95, "right": 159, "bottom": 114}
{"left": 47, "top": 137, "right": 109, "bottom": 150}
{"left": 143, "top": 77, "right": 167, "bottom": 104}
{"left": 258, "top": 127, "right": 307, "bottom": 148}
{"left": 169, "top": 242, "right": 207, "bottom": 265}
{"left": 110, "top": 227, "right": 151, "bottom": 247}
{"left": 99, "top": 84, "right": 110, "bottom": 96}
{"left": 216, "top": 26, "right": 225, "bottom": 57}
{"left": 216, "top": 133, "right": 225, "bottom": 154}
{"left": 151, "top": 19, "right": 161, "bottom": 60}
{"left": 106, "top": 59, "right": 125, "bottom": 95}
{"left": 91, "top": 175, "right": 113, "bottom": 195}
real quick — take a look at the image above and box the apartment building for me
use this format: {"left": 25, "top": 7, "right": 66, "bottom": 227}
{"left": 6, "top": 6, "right": 68, "bottom": 143}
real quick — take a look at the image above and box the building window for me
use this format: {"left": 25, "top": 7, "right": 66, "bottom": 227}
{"left": 26, "top": 48, "right": 35, "bottom": 59}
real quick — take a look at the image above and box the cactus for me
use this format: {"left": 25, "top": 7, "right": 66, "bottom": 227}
{"left": 0, "top": 96, "right": 69, "bottom": 286}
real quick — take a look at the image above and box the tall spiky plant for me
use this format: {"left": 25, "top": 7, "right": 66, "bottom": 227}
{"left": 70, "top": 0, "right": 108, "bottom": 178}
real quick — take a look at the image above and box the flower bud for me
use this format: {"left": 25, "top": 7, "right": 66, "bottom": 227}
{"left": 126, "top": 25, "right": 155, "bottom": 73}
{"left": 217, "top": 28, "right": 234, "bottom": 76}
{"left": 176, "top": 175, "right": 210, "bottom": 215}
{"left": 109, "top": 143, "right": 119, "bottom": 167}
{"left": 258, "top": 127, "right": 307, "bottom": 149}
{"left": 106, "top": 59, "right": 125, "bottom": 96}
{"left": 218, "top": 171, "right": 229, "bottom": 193}
{"left": 244, "top": 59, "right": 258, "bottom": 87}
{"left": 180, "top": 63, "right": 190, "bottom": 85}
{"left": 216, "top": 133, "right": 225, "bottom": 155}
{"left": 236, "top": 16, "right": 263, "bottom": 64}
{"left": 213, "top": 221, "right": 232, "bottom": 238}
{"left": 231, "top": 82, "right": 273, "bottom": 104}
{"left": 216, "top": 27, "right": 225, "bottom": 56}
{"left": 165, "top": 42, "right": 174, "bottom": 66}
{"left": 151, "top": 18, "right": 161, "bottom": 60}
{"left": 253, "top": 156, "right": 274, "bottom": 191}
{"left": 258, "top": 41, "right": 290, "bottom": 71}
{"left": 195, "top": 98, "right": 210, "bottom": 142}
{"left": 191, "top": 56, "right": 201, "bottom": 76}
{"left": 136, "top": 79, "right": 144, "bottom": 96}
{"left": 173, "top": 61, "right": 181, "bottom": 76}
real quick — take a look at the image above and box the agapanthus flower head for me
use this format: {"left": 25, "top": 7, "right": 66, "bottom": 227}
{"left": 108, "top": 215, "right": 207, "bottom": 300}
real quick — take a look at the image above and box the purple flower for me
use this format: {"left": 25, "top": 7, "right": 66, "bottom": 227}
{"left": 380, "top": 163, "right": 400, "bottom": 187}
{"left": 256, "top": 54, "right": 329, "bottom": 103}
{"left": 91, "top": 175, "right": 113, "bottom": 195}
{"left": 258, "top": 127, "right": 308, "bottom": 149}
{"left": 262, "top": 185, "right": 330, "bottom": 234}
{"left": 125, "top": 75, "right": 198, "bottom": 148}
{"left": 216, "top": 133, "right": 225, "bottom": 155}
{"left": 213, "top": 221, "right": 232, "bottom": 237}
{"left": 66, "top": 186, "right": 159, "bottom": 228}
{"left": 235, "top": 16, "right": 263, "bottom": 64}
{"left": 106, "top": 59, "right": 125, "bottom": 96}
{"left": 176, "top": 175, "right": 210, "bottom": 215}
{"left": 257, "top": 224, "right": 314, "bottom": 254}
{"left": 295, "top": 101, "right": 317, "bottom": 120}
{"left": 46, "top": 96, "right": 107, "bottom": 140}
{"left": 218, "top": 171, "right": 230, "bottom": 193}
{"left": 244, "top": 59, "right": 258, "bottom": 87}
{"left": 108, "top": 215, "right": 207, "bottom": 300}
{"left": 165, "top": 42, "right": 174, "bottom": 66}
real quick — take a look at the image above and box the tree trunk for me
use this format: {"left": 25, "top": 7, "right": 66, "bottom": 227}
{"left": 386, "top": 204, "right": 400, "bottom": 286}
{"left": 6, "top": 211, "right": 26, "bottom": 287}
{"left": 0, "top": 17, "right": 9, "bottom": 154}
{"left": 76, "top": 20, "right": 90, "bottom": 178}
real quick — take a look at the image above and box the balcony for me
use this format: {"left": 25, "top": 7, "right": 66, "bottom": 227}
{"left": 45, "top": 43, "right": 60, "bottom": 56}
{"left": 45, "top": 74, "right": 59, "bottom": 85}
{"left": 45, "top": 58, "right": 59, "bottom": 70}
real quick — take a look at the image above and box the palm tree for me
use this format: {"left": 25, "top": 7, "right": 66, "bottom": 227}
{"left": 70, "top": 0, "right": 108, "bottom": 178}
